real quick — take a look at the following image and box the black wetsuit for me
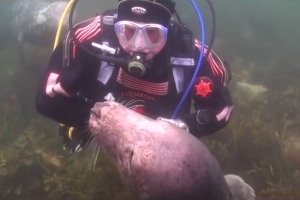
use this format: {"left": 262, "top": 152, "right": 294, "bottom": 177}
{"left": 35, "top": 15, "right": 234, "bottom": 137}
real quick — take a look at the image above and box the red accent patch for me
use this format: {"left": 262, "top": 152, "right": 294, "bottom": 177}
{"left": 194, "top": 79, "right": 212, "bottom": 97}
{"left": 117, "top": 68, "right": 168, "bottom": 95}
{"left": 132, "top": 106, "right": 145, "bottom": 114}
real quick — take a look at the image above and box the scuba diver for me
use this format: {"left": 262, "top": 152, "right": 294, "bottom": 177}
{"left": 35, "top": 0, "right": 234, "bottom": 153}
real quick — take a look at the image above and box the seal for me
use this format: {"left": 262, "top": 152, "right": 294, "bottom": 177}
{"left": 11, "top": 0, "right": 70, "bottom": 63}
{"left": 88, "top": 101, "right": 256, "bottom": 200}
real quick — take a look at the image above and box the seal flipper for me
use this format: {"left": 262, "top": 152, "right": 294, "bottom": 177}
{"left": 18, "top": 32, "right": 26, "bottom": 66}
{"left": 224, "top": 174, "right": 256, "bottom": 200}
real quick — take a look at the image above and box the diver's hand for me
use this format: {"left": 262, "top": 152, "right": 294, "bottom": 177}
{"left": 58, "top": 63, "right": 85, "bottom": 96}
{"left": 58, "top": 124, "right": 90, "bottom": 153}
{"left": 157, "top": 117, "right": 189, "bottom": 132}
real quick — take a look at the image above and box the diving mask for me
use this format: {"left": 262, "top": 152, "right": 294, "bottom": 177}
{"left": 114, "top": 20, "right": 168, "bottom": 59}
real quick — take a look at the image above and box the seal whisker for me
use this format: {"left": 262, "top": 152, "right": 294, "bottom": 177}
{"left": 85, "top": 136, "right": 93, "bottom": 150}
{"left": 89, "top": 138, "right": 98, "bottom": 153}
{"left": 91, "top": 145, "right": 100, "bottom": 172}
{"left": 83, "top": 123, "right": 91, "bottom": 133}
{"left": 87, "top": 141, "right": 97, "bottom": 171}
{"left": 86, "top": 137, "right": 95, "bottom": 151}
{"left": 84, "top": 116, "right": 100, "bottom": 148}
{"left": 86, "top": 138, "right": 101, "bottom": 172}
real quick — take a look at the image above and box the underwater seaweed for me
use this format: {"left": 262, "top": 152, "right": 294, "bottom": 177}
{"left": 1, "top": 42, "right": 300, "bottom": 199}
{"left": 204, "top": 59, "right": 300, "bottom": 199}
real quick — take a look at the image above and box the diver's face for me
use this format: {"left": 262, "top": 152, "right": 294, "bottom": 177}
{"left": 115, "top": 20, "right": 168, "bottom": 59}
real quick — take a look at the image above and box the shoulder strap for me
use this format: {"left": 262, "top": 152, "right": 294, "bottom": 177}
{"left": 101, "top": 9, "right": 119, "bottom": 50}
{"left": 168, "top": 21, "right": 195, "bottom": 68}
{"left": 62, "top": 9, "right": 118, "bottom": 68}
{"left": 62, "top": 16, "right": 99, "bottom": 67}
{"left": 167, "top": 21, "right": 195, "bottom": 94}
{"left": 96, "top": 9, "right": 119, "bottom": 86}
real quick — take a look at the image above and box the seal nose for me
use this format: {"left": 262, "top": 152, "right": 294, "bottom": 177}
{"left": 91, "top": 102, "right": 112, "bottom": 118}
{"left": 91, "top": 102, "right": 110, "bottom": 117}
{"left": 90, "top": 106, "right": 101, "bottom": 119}
{"left": 95, "top": 101, "right": 112, "bottom": 108}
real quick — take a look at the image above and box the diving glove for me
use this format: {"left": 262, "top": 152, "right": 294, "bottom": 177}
{"left": 157, "top": 117, "right": 189, "bottom": 132}
{"left": 58, "top": 124, "right": 90, "bottom": 153}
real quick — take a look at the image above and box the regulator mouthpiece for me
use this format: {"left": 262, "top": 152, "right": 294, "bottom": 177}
{"left": 128, "top": 53, "right": 147, "bottom": 77}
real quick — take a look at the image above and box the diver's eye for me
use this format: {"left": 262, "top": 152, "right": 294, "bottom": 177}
{"left": 146, "top": 28, "right": 160, "bottom": 43}
{"left": 124, "top": 25, "right": 136, "bottom": 40}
